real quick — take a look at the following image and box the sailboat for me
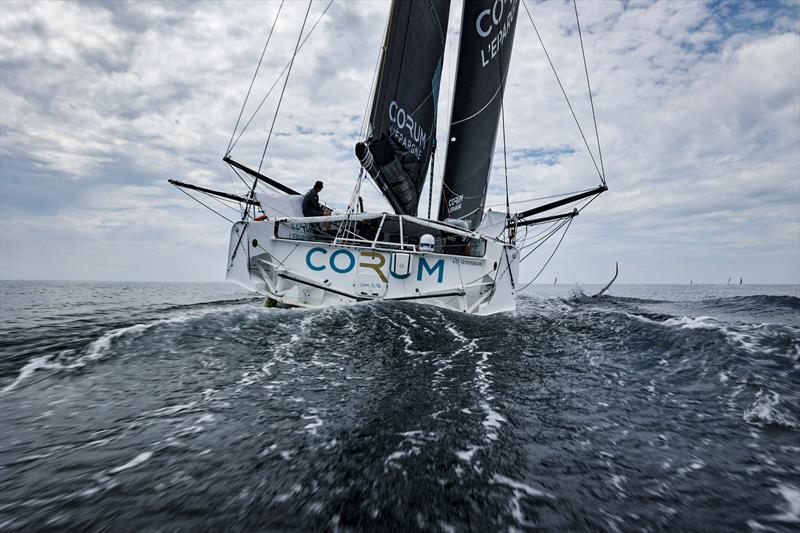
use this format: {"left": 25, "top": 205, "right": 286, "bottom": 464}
{"left": 170, "top": 0, "right": 607, "bottom": 315}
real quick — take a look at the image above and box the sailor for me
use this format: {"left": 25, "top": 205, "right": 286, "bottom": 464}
{"left": 302, "top": 180, "right": 329, "bottom": 217}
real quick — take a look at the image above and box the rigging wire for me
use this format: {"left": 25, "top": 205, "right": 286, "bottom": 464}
{"left": 228, "top": 0, "right": 335, "bottom": 154}
{"left": 573, "top": 0, "right": 605, "bottom": 185}
{"left": 521, "top": 0, "right": 603, "bottom": 182}
{"left": 226, "top": 0, "right": 285, "bottom": 156}
{"left": 518, "top": 218, "right": 565, "bottom": 249}
{"left": 339, "top": 168, "right": 365, "bottom": 241}
{"left": 175, "top": 187, "right": 235, "bottom": 224}
{"left": 520, "top": 218, "right": 569, "bottom": 253}
{"left": 448, "top": 84, "right": 503, "bottom": 127}
{"left": 417, "top": 0, "right": 451, "bottom": 220}
{"left": 483, "top": 186, "right": 596, "bottom": 208}
{"left": 257, "top": 0, "right": 313, "bottom": 175}
{"left": 428, "top": 141, "right": 435, "bottom": 218}
{"left": 516, "top": 190, "right": 600, "bottom": 251}
{"left": 497, "top": 19, "right": 511, "bottom": 227}
{"left": 225, "top": 163, "right": 241, "bottom": 203}
{"left": 518, "top": 216, "right": 574, "bottom": 292}
{"left": 429, "top": 5, "right": 456, "bottom": 219}
{"left": 501, "top": 102, "right": 510, "bottom": 220}
{"left": 197, "top": 189, "right": 248, "bottom": 215}
{"left": 229, "top": 166, "right": 252, "bottom": 189}
{"left": 576, "top": 188, "right": 602, "bottom": 213}
{"left": 360, "top": 6, "right": 391, "bottom": 140}
{"left": 515, "top": 186, "right": 604, "bottom": 283}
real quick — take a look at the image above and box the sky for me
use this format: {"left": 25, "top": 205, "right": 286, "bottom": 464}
{"left": 1, "top": 0, "right": 798, "bottom": 284}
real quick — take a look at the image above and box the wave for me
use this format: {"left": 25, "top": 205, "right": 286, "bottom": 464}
{"left": 700, "top": 294, "right": 800, "bottom": 310}
{"left": 743, "top": 390, "right": 799, "bottom": 430}
{"left": 0, "top": 308, "right": 237, "bottom": 394}
{"left": 545, "top": 288, "right": 669, "bottom": 306}
{"left": 619, "top": 312, "right": 800, "bottom": 357}
{"left": 149, "top": 296, "right": 262, "bottom": 314}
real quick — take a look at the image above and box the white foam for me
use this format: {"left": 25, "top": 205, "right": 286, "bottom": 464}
{"left": 609, "top": 474, "right": 628, "bottom": 495}
{"left": 399, "top": 430, "right": 427, "bottom": 438}
{"left": 744, "top": 391, "right": 799, "bottom": 429}
{"left": 631, "top": 313, "right": 797, "bottom": 357}
{"left": 2, "top": 313, "right": 199, "bottom": 394}
{"left": 491, "top": 474, "right": 551, "bottom": 498}
{"left": 771, "top": 483, "right": 800, "bottom": 523}
{"left": 473, "top": 351, "right": 507, "bottom": 443}
{"left": 87, "top": 437, "right": 115, "bottom": 447}
{"left": 677, "top": 459, "right": 706, "bottom": 476}
{"left": 14, "top": 452, "right": 54, "bottom": 464}
{"left": 481, "top": 403, "right": 507, "bottom": 441}
{"left": 746, "top": 519, "right": 774, "bottom": 531}
{"left": 384, "top": 447, "right": 420, "bottom": 465}
{"left": 147, "top": 402, "right": 197, "bottom": 417}
{"left": 239, "top": 371, "right": 263, "bottom": 388}
{"left": 84, "top": 323, "right": 151, "bottom": 359}
{"left": 438, "top": 521, "right": 456, "bottom": 533}
{"left": 1, "top": 355, "right": 62, "bottom": 394}
{"left": 445, "top": 324, "right": 467, "bottom": 342}
{"left": 455, "top": 445, "right": 480, "bottom": 462}
{"left": 274, "top": 483, "right": 302, "bottom": 503}
{"left": 662, "top": 315, "right": 719, "bottom": 330}
{"left": 302, "top": 414, "right": 323, "bottom": 435}
{"left": 109, "top": 451, "right": 153, "bottom": 474}
{"left": 259, "top": 444, "right": 277, "bottom": 457}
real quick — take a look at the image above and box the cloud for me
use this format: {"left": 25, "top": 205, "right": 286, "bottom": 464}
{"left": 0, "top": 0, "right": 798, "bottom": 283}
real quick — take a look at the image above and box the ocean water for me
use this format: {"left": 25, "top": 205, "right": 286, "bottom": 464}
{"left": 0, "top": 281, "right": 798, "bottom": 531}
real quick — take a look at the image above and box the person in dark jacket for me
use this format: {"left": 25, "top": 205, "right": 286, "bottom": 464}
{"left": 302, "top": 181, "right": 327, "bottom": 217}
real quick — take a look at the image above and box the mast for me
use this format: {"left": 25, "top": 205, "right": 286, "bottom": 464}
{"left": 356, "top": 0, "right": 451, "bottom": 216}
{"left": 438, "top": 0, "right": 520, "bottom": 230}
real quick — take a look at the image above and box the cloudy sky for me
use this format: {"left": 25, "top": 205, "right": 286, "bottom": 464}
{"left": 1, "top": 0, "right": 798, "bottom": 284}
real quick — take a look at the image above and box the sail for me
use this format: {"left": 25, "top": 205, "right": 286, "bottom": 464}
{"left": 438, "top": 0, "right": 520, "bottom": 230}
{"left": 356, "top": 0, "right": 450, "bottom": 216}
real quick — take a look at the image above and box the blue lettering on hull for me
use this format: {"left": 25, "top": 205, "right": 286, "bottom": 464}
{"left": 330, "top": 250, "right": 355, "bottom": 273}
{"left": 304, "top": 248, "right": 444, "bottom": 284}
{"left": 417, "top": 257, "right": 444, "bottom": 283}
{"left": 306, "top": 247, "right": 327, "bottom": 271}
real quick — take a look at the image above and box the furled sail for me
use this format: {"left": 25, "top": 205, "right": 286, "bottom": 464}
{"left": 438, "top": 0, "right": 519, "bottom": 230}
{"left": 356, "top": 0, "right": 450, "bottom": 216}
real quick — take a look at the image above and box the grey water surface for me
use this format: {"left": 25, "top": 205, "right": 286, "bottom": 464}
{"left": 1, "top": 281, "right": 798, "bottom": 531}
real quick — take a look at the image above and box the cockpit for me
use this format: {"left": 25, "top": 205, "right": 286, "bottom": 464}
{"left": 273, "top": 213, "right": 486, "bottom": 257}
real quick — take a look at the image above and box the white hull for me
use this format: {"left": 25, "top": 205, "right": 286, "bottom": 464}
{"left": 226, "top": 215, "right": 519, "bottom": 315}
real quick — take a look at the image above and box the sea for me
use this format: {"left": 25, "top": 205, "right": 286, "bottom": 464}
{"left": 0, "top": 281, "right": 798, "bottom": 532}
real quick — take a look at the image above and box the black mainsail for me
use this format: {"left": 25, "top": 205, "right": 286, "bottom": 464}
{"left": 356, "top": 0, "right": 450, "bottom": 216}
{"left": 438, "top": 0, "right": 520, "bottom": 230}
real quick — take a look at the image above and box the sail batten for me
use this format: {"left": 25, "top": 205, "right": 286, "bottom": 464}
{"left": 438, "top": 0, "right": 520, "bottom": 230}
{"left": 356, "top": 0, "right": 451, "bottom": 216}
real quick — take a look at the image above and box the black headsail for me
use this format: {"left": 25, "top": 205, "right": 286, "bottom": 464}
{"left": 355, "top": 0, "right": 450, "bottom": 216}
{"left": 438, "top": 0, "right": 519, "bottom": 230}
